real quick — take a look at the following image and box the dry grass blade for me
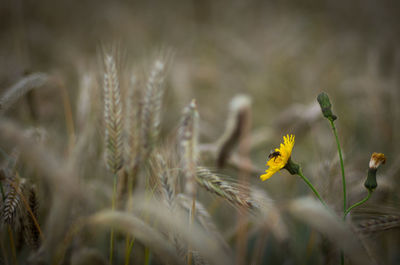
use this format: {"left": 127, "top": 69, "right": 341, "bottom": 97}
{"left": 71, "top": 248, "right": 107, "bottom": 265}
{"left": 76, "top": 71, "right": 98, "bottom": 132}
{"left": 89, "top": 210, "right": 184, "bottom": 265}
{"left": 216, "top": 95, "right": 251, "bottom": 168}
{"left": 23, "top": 185, "right": 40, "bottom": 248}
{"left": 0, "top": 73, "right": 48, "bottom": 114}
{"left": 288, "top": 197, "right": 374, "bottom": 265}
{"left": 176, "top": 193, "right": 230, "bottom": 253}
{"left": 195, "top": 168, "right": 255, "bottom": 209}
{"left": 70, "top": 72, "right": 100, "bottom": 172}
{"left": 249, "top": 188, "right": 288, "bottom": 242}
{"left": 103, "top": 54, "right": 123, "bottom": 174}
{"left": 132, "top": 197, "right": 233, "bottom": 265}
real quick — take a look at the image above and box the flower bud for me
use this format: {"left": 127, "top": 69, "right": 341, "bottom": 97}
{"left": 364, "top": 153, "right": 386, "bottom": 192}
{"left": 317, "top": 92, "right": 337, "bottom": 122}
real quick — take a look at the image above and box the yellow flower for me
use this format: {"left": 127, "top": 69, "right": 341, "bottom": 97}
{"left": 260, "top": 134, "right": 295, "bottom": 181}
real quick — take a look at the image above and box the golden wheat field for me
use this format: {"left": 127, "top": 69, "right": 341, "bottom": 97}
{"left": 0, "top": 1, "right": 399, "bottom": 264}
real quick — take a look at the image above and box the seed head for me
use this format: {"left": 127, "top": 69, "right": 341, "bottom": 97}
{"left": 369, "top": 152, "right": 386, "bottom": 170}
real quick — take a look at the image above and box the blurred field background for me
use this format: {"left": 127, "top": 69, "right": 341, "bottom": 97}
{"left": 0, "top": 0, "right": 399, "bottom": 264}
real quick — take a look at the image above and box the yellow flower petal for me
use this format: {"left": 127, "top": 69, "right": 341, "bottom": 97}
{"left": 260, "top": 134, "right": 295, "bottom": 181}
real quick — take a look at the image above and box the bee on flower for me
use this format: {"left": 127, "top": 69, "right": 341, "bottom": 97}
{"left": 260, "top": 134, "right": 295, "bottom": 181}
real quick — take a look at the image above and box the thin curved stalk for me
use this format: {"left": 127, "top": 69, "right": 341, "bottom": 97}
{"left": 297, "top": 170, "right": 327, "bottom": 207}
{"left": 344, "top": 190, "right": 372, "bottom": 219}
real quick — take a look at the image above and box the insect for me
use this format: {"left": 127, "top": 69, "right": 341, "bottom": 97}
{"left": 268, "top": 151, "right": 281, "bottom": 161}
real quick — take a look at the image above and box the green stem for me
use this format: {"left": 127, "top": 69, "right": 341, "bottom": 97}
{"left": 343, "top": 190, "right": 372, "bottom": 220}
{"left": 144, "top": 248, "right": 150, "bottom": 265}
{"left": 124, "top": 238, "right": 136, "bottom": 265}
{"left": 297, "top": 170, "right": 327, "bottom": 207}
{"left": 7, "top": 226, "right": 17, "bottom": 265}
{"left": 109, "top": 173, "right": 118, "bottom": 265}
{"left": 329, "top": 120, "right": 347, "bottom": 213}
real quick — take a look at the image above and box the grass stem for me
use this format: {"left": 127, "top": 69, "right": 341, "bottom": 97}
{"left": 109, "top": 173, "right": 118, "bottom": 264}
{"left": 298, "top": 170, "right": 327, "bottom": 207}
{"left": 343, "top": 190, "right": 372, "bottom": 219}
{"left": 187, "top": 196, "right": 196, "bottom": 265}
{"left": 124, "top": 238, "right": 136, "bottom": 265}
{"left": 144, "top": 247, "right": 150, "bottom": 265}
{"left": 329, "top": 120, "right": 346, "bottom": 213}
{"left": 328, "top": 120, "right": 346, "bottom": 265}
{"left": 7, "top": 226, "right": 17, "bottom": 265}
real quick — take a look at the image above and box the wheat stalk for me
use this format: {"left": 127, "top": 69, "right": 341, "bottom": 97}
{"left": 179, "top": 99, "right": 199, "bottom": 265}
{"left": 179, "top": 100, "right": 199, "bottom": 198}
{"left": 103, "top": 52, "right": 124, "bottom": 265}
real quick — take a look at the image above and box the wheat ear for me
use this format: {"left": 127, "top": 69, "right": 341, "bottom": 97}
{"left": 140, "top": 59, "right": 167, "bottom": 161}
{"left": 103, "top": 54, "right": 124, "bottom": 174}
{"left": 118, "top": 75, "right": 141, "bottom": 206}
{"left": 195, "top": 168, "right": 255, "bottom": 209}
{"left": 216, "top": 95, "right": 251, "bottom": 168}
{"left": 155, "top": 154, "right": 175, "bottom": 207}
{"left": 0, "top": 73, "right": 48, "bottom": 114}
{"left": 358, "top": 215, "right": 400, "bottom": 234}
{"left": 2, "top": 177, "right": 25, "bottom": 226}
{"left": 125, "top": 75, "right": 141, "bottom": 168}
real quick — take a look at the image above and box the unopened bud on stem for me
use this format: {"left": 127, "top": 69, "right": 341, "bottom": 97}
{"left": 317, "top": 92, "right": 337, "bottom": 122}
